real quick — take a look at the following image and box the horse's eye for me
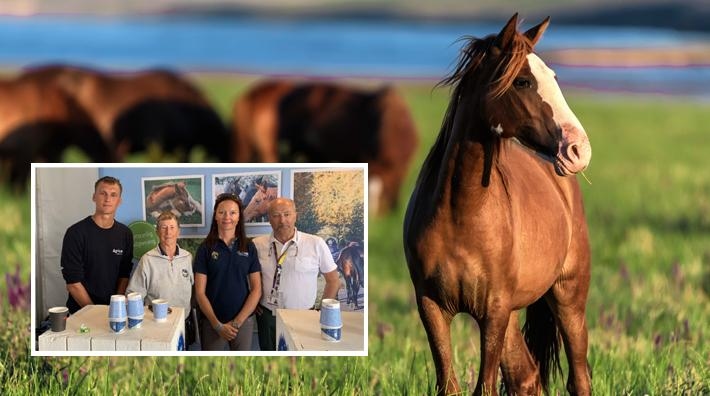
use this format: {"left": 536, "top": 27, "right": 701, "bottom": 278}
{"left": 513, "top": 78, "right": 532, "bottom": 89}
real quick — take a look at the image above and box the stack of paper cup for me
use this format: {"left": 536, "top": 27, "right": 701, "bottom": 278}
{"left": 320, "top": 298, "right": 342, "bottom": 342}
{"left": 108, "top": 294, "right": 127, "bottom": 333}
{"left": 127, "top": 292, "right": 144, "bottom": 329}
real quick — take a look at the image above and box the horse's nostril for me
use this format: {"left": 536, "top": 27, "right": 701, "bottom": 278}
{"left": 567, "top": 143, "right": 581, "bottom": 161}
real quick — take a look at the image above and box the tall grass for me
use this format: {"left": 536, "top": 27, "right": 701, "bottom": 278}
{"left": 1, "top": 80, "right": 709, "bottom": 394}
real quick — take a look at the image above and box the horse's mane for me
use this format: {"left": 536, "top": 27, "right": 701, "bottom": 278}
{"left": 412, "top": 31, "right": 534, "bottom": 201}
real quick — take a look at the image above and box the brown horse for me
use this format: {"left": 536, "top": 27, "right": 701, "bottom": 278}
{"left": 232, "top": 80, "right": 418, "bottom": 216}
{"left": 403, "top": 15, "right": 592, "bottom": 396}
{"left": 243, "top": 185, "right": 278, "bottom": 222}
{"left": 335, "top": 242, "right": 364, "bottom": 310}
{"left": 0, "top": 73, "right": 112, "bottom": 188}
{"left": 146, "top": 181, "right": 201, "bottom": 219}
{"left": 19, "top": 64, "right": 230, "bottom": 161}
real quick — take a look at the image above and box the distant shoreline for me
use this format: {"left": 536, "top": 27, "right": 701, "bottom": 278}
{"left": 1, "top": 1, "right": 709, "bottom": 33}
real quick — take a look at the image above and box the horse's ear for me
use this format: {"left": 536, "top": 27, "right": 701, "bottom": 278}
{"left": 523, "top": 16, "right": 550, "bottom": 47}
{"left": 493, "top": 13, "right": 519, "bottom": 50}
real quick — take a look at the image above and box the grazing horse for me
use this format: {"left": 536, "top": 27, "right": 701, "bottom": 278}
{"left": 243, "top": 185, "right": 278, "bottom": 222}
{"left": 232, "top": 80, "right": 418, "bottom": 216}
{"left": 403, "top": 15, "right": 592, "bottom": 396}
{"left": 335, "top": 242, "right": 364, "bottom": 310}
{"left": 0, "top": 73, "right": 112, "bottom": 188}
{"left": 20, "top": 64, "right": 230, "bottom": 161}
{"left": 146, "top": 181, "right": 200, "bottom": 219}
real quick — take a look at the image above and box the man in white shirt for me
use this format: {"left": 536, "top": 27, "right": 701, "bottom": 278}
{"left": 253, "top": 197, "right": 340, "bottom": 351}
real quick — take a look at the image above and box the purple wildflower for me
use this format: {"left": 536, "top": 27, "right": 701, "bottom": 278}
{"left": 6, "top": 264, "right": 30, "bottom": 310}
{"left": 618, "top": 261, "right": 629, "bottom": 282}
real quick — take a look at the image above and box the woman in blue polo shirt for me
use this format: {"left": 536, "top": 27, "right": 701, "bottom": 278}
{"left": 194, "top": 193, "right": 262, "bottom": 351}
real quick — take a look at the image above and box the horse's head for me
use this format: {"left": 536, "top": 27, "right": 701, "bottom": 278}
{"left": 171, "top": 182, "right": 197, "bottom": 214}
{"left": 445, "top": 14, "right": 591, "bottom": 178}
{"left": 243, "top": 186, "right": 277, "bottom": 222}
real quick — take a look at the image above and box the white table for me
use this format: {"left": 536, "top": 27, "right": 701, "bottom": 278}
{"left": 38, "top": 305, "right": 185, "bottom": 352}
{"left": 275, "top": 309, "right": 364, "bottom": 352}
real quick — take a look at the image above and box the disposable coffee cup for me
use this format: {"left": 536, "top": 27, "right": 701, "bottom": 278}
{"left": 152, "top": 299, "right": 169, "bottom": 322}
{"left": 108, "top": 295, "right": 127, "bottom": 319}
{"left": 109, "top": 318, "right": 127, "bottom": 333}
{"left": 127, "top": 292, "right": 144, "bottom": 318}
{"left": 320, "top": 299, "right": 342, "bottom": 327}
{"left": 128, "top": 316, "right": 144, "bottom": 329}
{"left": 48, "top": 306, "right": 69, "bottom": 332}
{"left": 321, "top": 323, "right": 342, "bottom": 342}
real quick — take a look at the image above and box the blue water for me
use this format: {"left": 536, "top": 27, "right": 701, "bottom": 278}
{"left": 1, "top": 15, "right": 709, "bottom": 97}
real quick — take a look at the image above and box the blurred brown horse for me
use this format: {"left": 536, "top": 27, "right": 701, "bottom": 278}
{"left": 404, "top": 15, "right": 592, "bottom": 396}
{"left": 20, "top": 64, "right": 230, "bottom": 161}
{"left": 233, "top": 80, "right": 418, "bottom": 216}
{"left": 0, "top": 73, "right": 112, "bottom": 188}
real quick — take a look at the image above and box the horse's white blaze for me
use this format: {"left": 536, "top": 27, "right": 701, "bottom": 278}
{"left": 527, "top": 53, "right": 582, "bottom": 137}
{"left": 527, "top": 53, "right": 591, "bottom": 173}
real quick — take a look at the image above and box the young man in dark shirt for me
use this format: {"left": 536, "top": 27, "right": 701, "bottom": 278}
{"left": 60, "top": 176, "right": 134, "bottom": 314}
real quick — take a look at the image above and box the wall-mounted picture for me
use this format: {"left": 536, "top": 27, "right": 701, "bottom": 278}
{"left": 291, "top": 168, "right": 365, "bottom": 309}
{"left": 142, "top": 175, "right": 205, "bottom": 227}
{"left": 213, "top": 171, "right": 281, "bottom": 225}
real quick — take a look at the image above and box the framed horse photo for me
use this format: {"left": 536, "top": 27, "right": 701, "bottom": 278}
{"left": 212, "top": 170, "right": 281, "bottom": 226}
{"left": 141, "top": 175, "right": 205, "bottom": 227}
{"left": 291, "top": 167, "right": 366, "bottom": 311}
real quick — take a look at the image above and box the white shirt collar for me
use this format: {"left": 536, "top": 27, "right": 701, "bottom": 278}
{"left": 269, "top": 228, "right": 300, "bottom": 246}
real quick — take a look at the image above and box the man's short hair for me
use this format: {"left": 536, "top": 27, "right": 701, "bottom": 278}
{"left": 94, "top": 176, "right": 123, "bottom": 195}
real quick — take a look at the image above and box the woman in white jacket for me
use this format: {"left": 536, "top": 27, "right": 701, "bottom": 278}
{"left": 127, "top": 211, "right": 194, "bottom": 322}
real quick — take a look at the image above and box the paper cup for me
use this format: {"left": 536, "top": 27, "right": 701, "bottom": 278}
{"left": 48, "top": 306, "right": 69, "bottom": 332}
{"left": 128, "top": 316, "right": 144, "bottom": 329}
{"left": 320, "top": 299, "right": 342, "bottom": 327}
{"left": 321, "top": 324, "right": 342, "bottom": 342}
{"left": 108, "top": 295, "right": 127, "bottom": 319}
{"left": 152, "top": 299, "right": 169, "bottom": 322}
{"left": 127, "top": 292, "right": 144, "bottom": 318}
{"left": 109, "top": 318, "right": 126, "bottom": 333}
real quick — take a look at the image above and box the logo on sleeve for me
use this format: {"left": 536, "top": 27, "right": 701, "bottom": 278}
{"left": 182, "top": 269, "right": 189, "bottom": 278}
{"left": 112, "top": 249, "right": 124, "bottom": 256}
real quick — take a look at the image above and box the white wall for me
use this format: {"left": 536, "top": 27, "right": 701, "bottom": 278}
{"left": 35, "top": 167, "right": 97, "bottom": 320}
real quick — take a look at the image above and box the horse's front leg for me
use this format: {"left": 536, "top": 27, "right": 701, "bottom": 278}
{"left": 418, "top": 294, "right": 460, "bottom": 396}
{"left": 550, "top": 287, "right": 591, "bottom": 396}
{"left": 475, "top": 302, "right": 510, "bottom": 396}
{"left": 500, "top": 311, "right": 541, "bottom": 395}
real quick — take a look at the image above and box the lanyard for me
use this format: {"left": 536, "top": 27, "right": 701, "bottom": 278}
{"left": 273, "top": 241, "right": 292, "bottom": 268}
{"left": 270, "top": 241, "right": 293, "bottom": 291}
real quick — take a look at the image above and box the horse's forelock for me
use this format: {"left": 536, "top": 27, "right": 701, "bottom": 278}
{"left": 439, "top": 32, "right": 533, "bottom": 101}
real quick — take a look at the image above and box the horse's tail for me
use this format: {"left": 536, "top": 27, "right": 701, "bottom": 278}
{"left": 523, "top": 298, "right": 562, "bottom": 392}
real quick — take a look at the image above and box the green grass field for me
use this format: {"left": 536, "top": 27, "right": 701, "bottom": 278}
{"left": 1, "top": 78, "right": 709, "bottom": 394}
